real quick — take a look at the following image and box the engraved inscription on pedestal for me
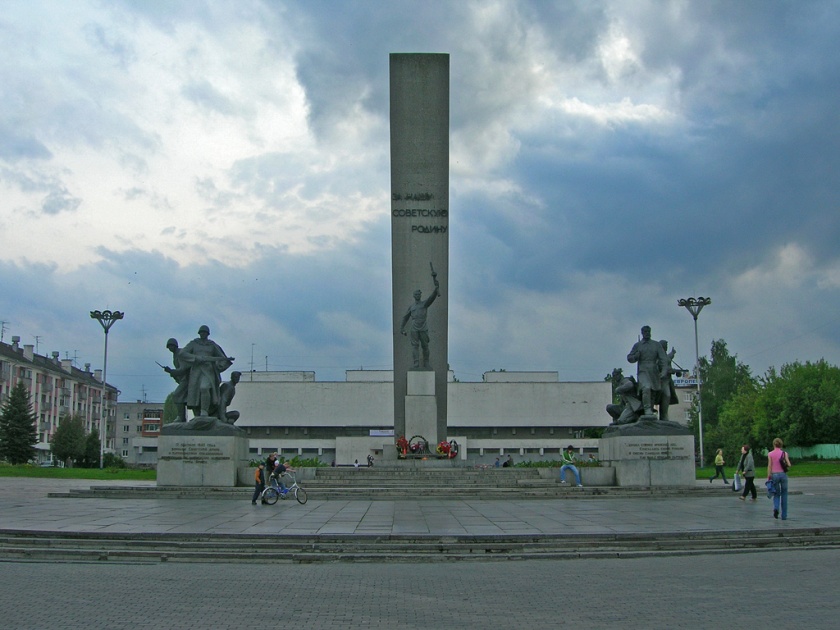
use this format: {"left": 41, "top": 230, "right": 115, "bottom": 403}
{"left": 163, "top": 441, "right": 230, "bottom": 464}
{"left": 622, "top": 440, "right": 692, "bottom": 461}
{"left": 599, "top": 434, "right": 696, "bottom": 487}
{"left": 158, "top": 434, "right": 248, "bottom": 487}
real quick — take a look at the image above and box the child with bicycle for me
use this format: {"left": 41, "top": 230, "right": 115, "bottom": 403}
{"left": 270, "top": 460, "right": 296, "bottom": 495}
{"left": 252, "top": 463, "right": 266, "bottom": 505}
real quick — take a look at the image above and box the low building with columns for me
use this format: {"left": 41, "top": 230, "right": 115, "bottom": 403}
{"left": 231, "top": 370, "right": 611, "bottom": 466}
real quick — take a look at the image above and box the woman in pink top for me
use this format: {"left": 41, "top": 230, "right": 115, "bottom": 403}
{"left": 767, "top": 437, "right": 792, "bottom": 520}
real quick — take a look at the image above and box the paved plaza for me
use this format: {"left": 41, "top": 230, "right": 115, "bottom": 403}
{"left": 2, "top": 476, "right": 840, "bottom": 628}
{"left": 1, "top": 477, "right": 840, "bottom": 536}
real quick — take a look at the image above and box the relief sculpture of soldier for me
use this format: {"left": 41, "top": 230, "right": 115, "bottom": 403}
{"left": 179, "top": 325, "right": 235, "bottom": 418}
{"left": 400, "top": 263, "right": 440, "bottom": 369}
{"left": 160, "top": 338, "right": 189, "bottom": 422}
{"left": 159, "top": 325, "right": 243, "bottom": 435}
{"left": 218, "top": 371, "right": 242, "bottom": 424}
{"left": 658, "top": 339, "right": 683, "bottom": 422}
{"left": 626, "top": 325, "right": 670, "bottom": 416}
{"left": 604, "top": 326, "right": 691, "bottom": 437}
{"left": 606, "top": 375, "right": 643, "bottom": 425}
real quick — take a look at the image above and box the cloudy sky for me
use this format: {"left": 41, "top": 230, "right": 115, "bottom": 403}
{"left": 2, "top": 0, "right": 839, "bottom": 403}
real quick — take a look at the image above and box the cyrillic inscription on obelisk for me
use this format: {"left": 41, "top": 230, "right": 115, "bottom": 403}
{"left": 390, "top": 53, "right": 449, "bottom": 444}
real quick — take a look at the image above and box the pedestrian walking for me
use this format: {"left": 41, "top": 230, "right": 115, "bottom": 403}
{"left": 251, "top": 463, "right": 266, "bottom": 505}
{"left": 737, "top": 444, "right": 757, "bottom": 501}
{"left": 767, "top": 437, "right": 792, "bottom": 520}
{"left": 709, "top": 448, "right": 729, "bottom": 484}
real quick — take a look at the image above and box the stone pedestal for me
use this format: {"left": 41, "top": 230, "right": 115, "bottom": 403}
{"left": 599, "top": 433, "right": 696, "bottom": 487}
{"left": 404, "top": 370, "right": 438, "bottom": 444}
{"left": 157, "top": 433, "right": 249, "bottom": 487}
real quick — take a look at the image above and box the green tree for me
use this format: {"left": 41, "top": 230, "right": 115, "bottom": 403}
{"left": 604, "top": 368, "right": 625, "bottom": 404}
{"left": 754, "top": 360, "right": 840, "bottom": 448}
{"left": 103, "top": 452, "right": 126, "bottom": 468}
{"left": 705, "top": 380, "right": 761, "bottom": 467}
{"left": 696, "top": 340, "right": 755, "bottom": 428}
{"left": 0, "top": 381, "right": 38, "bottom": 464}
{"left": 162, "top": 392, "right": 179, "bottom": 424}
{"left": 50, "top": 415, "right": 86, "bottom": 467}
{"left": 693, "top": 339, "right": 755, "bottom": 463}
{"left": 81, "top": 430, "right": 101, "bottom": 468}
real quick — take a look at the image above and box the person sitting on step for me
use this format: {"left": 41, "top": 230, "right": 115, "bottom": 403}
{"left": 559, "top": 445, "right": 583, "bottom": 487}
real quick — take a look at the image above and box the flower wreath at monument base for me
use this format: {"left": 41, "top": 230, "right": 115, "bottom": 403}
{"left": 395, "top": 435, "right": 458, "bottom": 459}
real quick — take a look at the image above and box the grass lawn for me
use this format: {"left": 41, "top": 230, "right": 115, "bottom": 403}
{"left": 0, "top": 464, "right": 156, "bottom": 481}
{"left": 697, "top": 460, "right": 840, "bottom": 479}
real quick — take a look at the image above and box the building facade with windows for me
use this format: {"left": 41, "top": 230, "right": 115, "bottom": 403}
{"left": 0, "top": 336, "right": 118, "bottom": 462}
{"left": 115, "top": 401, "right": 162, "bottom": 467}
{"left": 232, "top": 370, "right": 612, "bottom": 466}
{"left": 117, "top": 371, "right": 703, "bottom": 468}
{"left": 118, "top": 370, "right": 611, "bottom": 467}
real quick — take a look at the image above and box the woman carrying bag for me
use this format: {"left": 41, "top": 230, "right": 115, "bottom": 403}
{"left": 767, "top": 437, "right": 792, "bottom": 520}
{"left": 737, "top": 444, "right": 757, "bottom": 501}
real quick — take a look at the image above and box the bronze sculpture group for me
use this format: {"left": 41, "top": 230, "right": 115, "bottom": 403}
{"left": 606, "top": 325, "right": 685, "bottom": 427}
{"left": 161, "top": 325, "right": 240, "bottom": 425}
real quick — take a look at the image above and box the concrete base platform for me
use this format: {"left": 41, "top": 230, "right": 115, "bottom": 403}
{"left": 1, "top": 477, "right": 838, "bottom": 564}
{"left": 157, "top": 433, "right": 249, "bottom": 487}
{"left": 599, "top": 433, "right": 696, "bottom": 486}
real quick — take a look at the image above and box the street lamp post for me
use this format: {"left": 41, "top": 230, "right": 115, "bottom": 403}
{"left": 677, "top": 297, "right": 711, "bottom": 467}
{"left": 90, "top": 309, "right": 124, "bottom": 469}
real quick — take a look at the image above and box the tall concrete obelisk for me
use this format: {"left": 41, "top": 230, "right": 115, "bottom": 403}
{"left": 390, "top": 53, "right": 449, "bottom": 444}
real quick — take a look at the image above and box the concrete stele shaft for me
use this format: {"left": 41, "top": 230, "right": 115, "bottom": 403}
{"left": 390, "top": 53, "right": 450, "bottom": 443}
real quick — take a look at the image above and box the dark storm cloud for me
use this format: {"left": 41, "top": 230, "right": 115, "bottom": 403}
{"left": 2, "top": 0, "right": 840, "bottom": 402}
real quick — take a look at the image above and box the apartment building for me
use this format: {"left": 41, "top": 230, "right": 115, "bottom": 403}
{"left": 115, "top": 401, "right": 163, "bottom": 466}
{"left": 0, "top": 335, "right": 118, "bottom": 462}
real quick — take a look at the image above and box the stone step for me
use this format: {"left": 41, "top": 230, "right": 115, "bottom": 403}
{"left": 48, "top": 485, "right": 728, "bottom": 500}
{"left": 3, "top": 528, "right": 838, "bottom": 564}
{"left": 301, "top": 479, "right": 556, "bottom": 487}
{"left": 312, "top": 472, "right": 544, "bottom": 481}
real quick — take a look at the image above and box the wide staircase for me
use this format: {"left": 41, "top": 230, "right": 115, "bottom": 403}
{"left": 49, "top": 465, "right": 718, "bottom": 500}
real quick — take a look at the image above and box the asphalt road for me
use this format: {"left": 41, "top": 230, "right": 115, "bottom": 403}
{"left": 3, "top": 548, "right": 838, "bottom": 628}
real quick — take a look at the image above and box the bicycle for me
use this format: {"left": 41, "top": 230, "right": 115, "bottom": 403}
{"left": 261, "top": 472, "right": 308, "bottom": 505}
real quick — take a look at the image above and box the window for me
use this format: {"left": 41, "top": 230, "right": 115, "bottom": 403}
{"left": 122, "top": 438, "right": 129, "bottom": 445}
{"left": 121, "top": 450, "right": 129, "bottom": 457}
{"left": 123, "top": 425, "right": 130, "bottom": 433}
